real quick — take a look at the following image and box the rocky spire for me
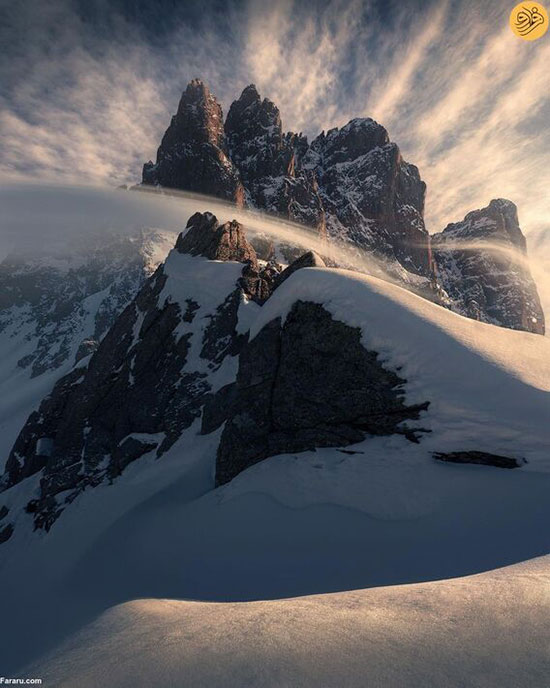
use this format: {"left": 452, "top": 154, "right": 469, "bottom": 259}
{"left": 303, "top": 118, "right": 431, "bottom": 276}
{"left": 225, "top": 84, "right": 290, "bottom": 183}
{"left": 142, "top": 79, "right": 244, "bottom": 204}
{"left": 431, "top": 199, "right": 545, "bottom": 334}
{"left": 224, "top": 84, "right": 326, "bottom": 238}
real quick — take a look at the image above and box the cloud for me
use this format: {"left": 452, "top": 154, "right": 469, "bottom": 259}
{"left": 1, "top": 0, "right": 549, "bottom": 250}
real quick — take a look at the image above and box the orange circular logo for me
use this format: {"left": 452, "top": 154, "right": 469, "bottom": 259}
{"left": 510, "top": 2, "right": 548, "bottom": 40}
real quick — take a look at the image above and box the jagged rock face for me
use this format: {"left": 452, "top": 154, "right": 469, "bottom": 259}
{"left": 432, "top": 199, "right": 545, "bottom": 334}
{"left": 142, "top": 79, "right": 244, "bottom": 204}
{"left": 3, "top": 213, "right": 259, "bottom": 530}
{"left": 139, "top": 79, "right": 544, "bottom": 331}
{"left": 176, "top": 211, "right": 257, "bottom": 264}
{"left": 4, "top": 268, "right": 206, "bottom": 521}
{"left": 224, "top": 84, "right": 326, "bottom": 236}
{"left": 175, "top": 211, "right": 276, "bottom": 303}
{"left": 303, "top": 119, "right": 430, "bottom": 276}
{"left": 225, "top": 84, "right": 295, "bottom": 185}
{"left": 212, "top": 301, "right": 429, "bottom": 486}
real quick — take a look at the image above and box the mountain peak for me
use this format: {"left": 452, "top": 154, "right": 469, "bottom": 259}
{"left": 433, "top": 199, "right": 544, "bottom": 334}
{"left": 142, "top": 80, "right": 244, "bottom": 204}
{"left": 139, "top": 78, "right": 543, "bottom": 333}
{"left": 176, "top": 79, "right": 212, "bottom": 112}
{"left": 237, "top": 83, "right": 262, "bottom": 105}
{"left": 444, "top": 198, "right": 525, "bottom": 251}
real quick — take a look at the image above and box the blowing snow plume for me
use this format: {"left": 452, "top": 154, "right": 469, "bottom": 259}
{"left": 0, "top": 182, "right": 412, "bottom": 281}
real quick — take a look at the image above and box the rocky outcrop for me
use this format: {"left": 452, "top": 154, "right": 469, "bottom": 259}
{"left": 176, "top": 211, "right": 257, "bottom": 264}
{"left": 271, "top": 251, "right": 326, "bottom": 292}
{"left": 432, "top": 199, "right": 545, "bottom": 334}
{"left": 213, "top": 301, "right": 429, "bottom": 485}
{"left": 433, "top": 451, "right": 524, "bottom": 469}
{"left": 175, "top": 211, "right": 280, "bottom": 304}
{"left": 142, "top": 79, "right": 244, "bottom": 204}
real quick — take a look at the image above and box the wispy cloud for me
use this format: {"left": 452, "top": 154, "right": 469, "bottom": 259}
{"left": 1, "top": 0, "right": 549, "bottom": 246}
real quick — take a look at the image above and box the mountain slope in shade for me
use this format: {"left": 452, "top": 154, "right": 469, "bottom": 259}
{"left": 0, "top": 228, "right": 175, "bottom": 468}
{"left": 1, "top": 210, "right": 548, "bottom": 551}
{"left": 2, "top": 213, "right": 260, "bottom": 528}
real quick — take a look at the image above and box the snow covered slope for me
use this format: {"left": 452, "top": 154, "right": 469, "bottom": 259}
{"left": 25, "top": 556, "right": 550, "bottom": 688}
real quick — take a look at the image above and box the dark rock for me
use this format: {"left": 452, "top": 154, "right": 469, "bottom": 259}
{"left": 0, "top": 523, "right": 13, "bottom": 544}
{"left": 200, "top": 289, "right": 247, "bottom": 368}
{"left": 432, "top": 199, "right": 545, "bottom": 334}
{"left": 0, "top": 505, "right": 8, "bottom": 520}
{"left": 272, "top": 251, "right": 326, "bottom": 292}
{"left": 5, "top": 365, "right": 86, "bottom": 486}
{"left": 75, "top": 338, "right": 99, "bottom": 363}
{"left": 214, "top": 301, "right": 429, "bottom": 485}
{"left": 182, "top": 299, "right": 200, "bottom": 322}
{"left": 201, "top": 383, "right": 238, "bottom": 435}
{"left": 142, "top": 79, "right": 244, "bottom": 204}
{"left": 238, "top": 263, "right": 276, "bottom": 304}
{"left": 433, "top": 451, "right": 524, "bottom": 469}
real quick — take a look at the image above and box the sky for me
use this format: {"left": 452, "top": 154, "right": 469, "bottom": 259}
{"left": 1, "top": 0, "right": 549, "bottom": 240}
